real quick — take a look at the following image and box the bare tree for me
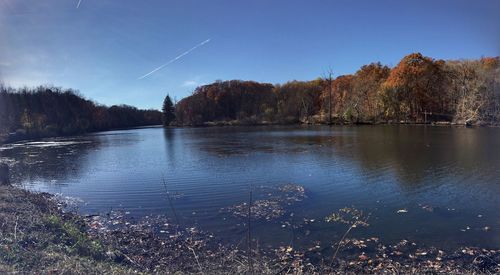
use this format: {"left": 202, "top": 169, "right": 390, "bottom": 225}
{"left": 322, "top": 68, "right": 334, "bottom": 124}
{"left": 446, "top": 59, "right": 498, "bottom": 124}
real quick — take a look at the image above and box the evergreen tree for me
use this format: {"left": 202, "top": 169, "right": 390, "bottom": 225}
{"left": 162, "top": 94, "right": 176, "bottom": 126}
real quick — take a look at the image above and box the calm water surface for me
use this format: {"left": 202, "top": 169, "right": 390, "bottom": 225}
{"left": 1, "top": 125, "right": 499, "bottom": 250}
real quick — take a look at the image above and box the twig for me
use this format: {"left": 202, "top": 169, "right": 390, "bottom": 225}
{"left": 162, "top": 177, "right": 204, "bottom": 273}
{"left": 162, "top": 177, "right": 180, "bottom": 228}
{"left": 331, "top": 213, "right": 371, "bottom": 266}
{"left": 162, "top": 177, "right": 205, "bottom": 273}
{"left": 228, "top": 236, "right": 250, "bottom": 274}
{"left": 275, "top": 264, "right": 291, "bottom": 275}
{"left": 233, "top": 258, "right": 245, "bottom": 268}
{"left": 14, "top": 216, "right": 18, "bottom": 241}
{"left": 247, "top": 190, "right": 254, "bottom": 275}
{"left": 331, "top": 223, "right": 355, "bottom": 262}
{"left": 122, "top": 253, "right": 137, "bottom": 266}
{"left": 188, "top": 245, "right": 204, "bottom": 274}
{"left": 274, "top": 213, "right": 296, "bottom": 275}
{"left": 289, "top": 213, "right": 295, "bottom": 248}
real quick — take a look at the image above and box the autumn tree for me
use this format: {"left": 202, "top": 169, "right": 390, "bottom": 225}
{"left": 351, "top": 63, "right": 390, "bottom": 121}
{"left": 275, "top": 80, "right": 323, "bottom": 123}
{"left": 172, "top": 54, "right": 498, "bottom": 126}
{"left": 381, "top": 53, "right": 447, "bottom": 121}
{"left": 174, "top": 80, "right": 275, "bottom": 125}
{"left": 330, "top": 75, "right": 354, "bottom": 121}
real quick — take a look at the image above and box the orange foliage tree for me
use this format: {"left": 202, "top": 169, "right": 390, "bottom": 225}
{"left": 351, "top": 62, "right": 390, "bottom": 121}
{"left": 381, "top": 53, "right": 447, "bottom": 121}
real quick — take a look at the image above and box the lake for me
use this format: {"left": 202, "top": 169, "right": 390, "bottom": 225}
{"left": 1, "top": 125, "right": 499, "bottom": 252}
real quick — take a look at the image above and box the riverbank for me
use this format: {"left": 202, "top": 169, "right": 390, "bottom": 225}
{"left": 177, "top": 117, "right": 500, "bottom": 128}
{"left": 3, "top": 120, "right": 499, "bottom": 146}
{"left": 177, "top": 121, "right": 500, "bottom": 132}
{"left": 0, "top": 185, "right": 135, "bottom": 274}
{"left": 1, "top": 184, "right": 498, "bottom": 274}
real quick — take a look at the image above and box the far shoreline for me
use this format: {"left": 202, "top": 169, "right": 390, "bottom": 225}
{"left": 170, "top": 119, "right": 500, "bottom": 129}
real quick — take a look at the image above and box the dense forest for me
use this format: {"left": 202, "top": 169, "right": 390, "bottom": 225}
{"left": 0, "top": 86, "right": 162, "bottom": 143}
{"left": 1, "top": 53, "right": 498, "bottom": 143}
{"left": 175, "top": 53, "right": 499, "bottom": 126}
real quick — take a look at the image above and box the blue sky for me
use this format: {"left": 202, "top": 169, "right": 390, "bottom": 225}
{"left": 0, "top": 0, "right": 499, "bottom": 109}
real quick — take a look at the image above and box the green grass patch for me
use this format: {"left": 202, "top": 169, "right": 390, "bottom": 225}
{"left": 43, "top": 214, "right": 105, "bottom": 259}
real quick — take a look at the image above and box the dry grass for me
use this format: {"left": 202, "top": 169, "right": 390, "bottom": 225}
{"left": 0, "top": 185, "right": 137, "bottom": 274}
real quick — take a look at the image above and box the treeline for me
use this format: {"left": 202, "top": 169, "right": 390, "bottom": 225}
{"left": 174, "top": 53, "right": 499, "bottom": 126}
{"left": 0, "top": 86, "right": 162, "bottom": 143}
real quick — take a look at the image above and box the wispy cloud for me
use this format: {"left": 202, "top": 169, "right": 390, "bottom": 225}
{"left": 182, "top": 80, "right": 200, "bottom": 87}
{"left": 138, "top": 39, "right": 210, "bottom": 80}
{"left": 76, "top": 0, "right": 82, "bottom": 9}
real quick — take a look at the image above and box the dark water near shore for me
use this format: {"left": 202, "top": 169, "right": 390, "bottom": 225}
{"left": 1, "top": 125, "right": 499, "bottom": 251}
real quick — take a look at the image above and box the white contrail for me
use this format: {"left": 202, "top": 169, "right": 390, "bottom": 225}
{"left": 138, "top": 39, "right": 210, "bottom": 80}
{"left": 76, "top": 0, "right": 82, "bottom": 9}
